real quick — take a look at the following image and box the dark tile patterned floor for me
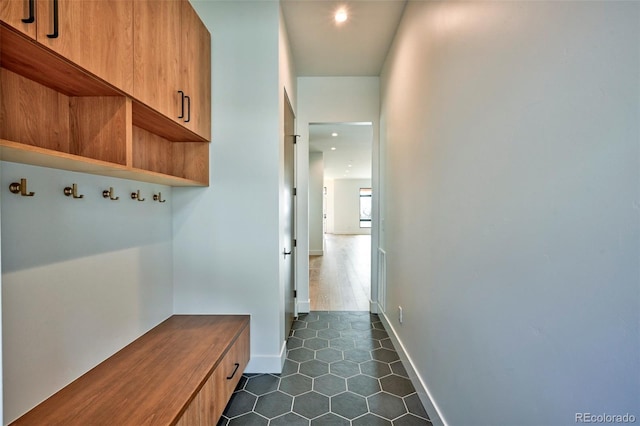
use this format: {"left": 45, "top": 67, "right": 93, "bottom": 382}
{"left": 217, "top": 311, "right": 431, "bottom": 425}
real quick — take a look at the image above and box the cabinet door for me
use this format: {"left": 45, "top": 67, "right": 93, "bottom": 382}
{"left": 134, "top": 0, "right": 182, "bottom": 126}
{"left": 180, "top": 0, "right": 210, "bottom": 140}
{"left": 36, "top": 0, "right": 133, "bottom": 93}
{"left": 0, "top": 0, "right": 37, "bottom": 38}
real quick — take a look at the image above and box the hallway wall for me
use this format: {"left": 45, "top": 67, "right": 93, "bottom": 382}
{"left": 379, "top": 1, "right": 640, "bottom": 424}
{"left": 309, "top": 152, "right": 324, "bottom": 255}
{"left": 329, "top": 178, "right": 372, "bottom": 235}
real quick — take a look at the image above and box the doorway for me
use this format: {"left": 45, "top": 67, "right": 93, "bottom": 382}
{"left": 283, "top": 91, "right": 296, "bottom": 338}
{"left": 308, "top": 122, "right": 373, "bottom": 311}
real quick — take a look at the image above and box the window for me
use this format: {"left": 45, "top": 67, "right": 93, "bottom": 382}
{"left": 359, "top": 188, "right": 372, "bottom": 228}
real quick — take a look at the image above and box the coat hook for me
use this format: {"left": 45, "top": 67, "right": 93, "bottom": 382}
{"left": 131, "top": 190, "right": 145, "bottom": 202}
{"left": 64, "top": 183, "right": 84, "bottom": 199}
{"left": 102, "top": 187, "right": 119, "bottom": 201}
{"left": 153, "top": 192, "right": 166, "bottom": 203}
{"left": 9, "top": 178, "right": 35, "bottom": 196}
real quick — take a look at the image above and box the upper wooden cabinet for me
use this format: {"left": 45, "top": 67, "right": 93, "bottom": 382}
{"left": 0, "top": 0, "right": 133, "bottom": 94}
{"left": 134, "top": 0, "right": 211, "bottom": 141}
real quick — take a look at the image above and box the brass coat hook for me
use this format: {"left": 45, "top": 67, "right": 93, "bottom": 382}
{"left": 102, "top": 187, "right": 119, "bottom": 201}
{"left": 153, "top": 192, "right": 166, "bottom": 203}
{"left": 64, "top": 183, "right": 84, "bottom": 199}
{"left": 131, "top": 190, "right": 145, "bottom": 202}
{"left": 9, "top": 178, "right": 35, "bottom": 196}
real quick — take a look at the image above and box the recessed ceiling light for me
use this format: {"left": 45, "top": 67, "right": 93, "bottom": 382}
{"left": 331, "top": 147, "right": 336, "bottom": 150}
{"left": 331, "top": 132, "right": 338, "bottom": 137}
{"left": 335, "top": 8, "right": 348, "bottom": 24}
{"left": 348, "top": 164, "right": 352, "bottom": 167}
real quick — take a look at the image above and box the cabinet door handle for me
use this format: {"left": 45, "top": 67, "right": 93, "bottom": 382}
{"left": 22, "top": 0, "right": 35, "bottom": 23}
{"left": 177, "top": 90, "right": 185, "bottom": 119}
{"left": 185, "top": 95, "right": 191, "bottom": 123}
{"left": 46, "top": 0, "right": 59, "bottom": 38}
{"left": 226, "top": 363, "right": 240, "bottom": 380}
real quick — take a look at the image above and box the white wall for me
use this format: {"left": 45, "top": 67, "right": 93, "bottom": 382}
{"left": 329, "top": 179, "right": 372, "bottom": 235}
{"left": 379, "top": 1, "right": 640, "bottom": 425}
{"left": 1, "top": 162, "right": 173, "bottom": 423}
{"left": 309, "top": 153, "right": 324, "bottom": 254}
{"left": 174, "top": 0, "right": 296, "bottom": 372}
{"left": 296, "top": 77, "right": 380, "bottom": 313}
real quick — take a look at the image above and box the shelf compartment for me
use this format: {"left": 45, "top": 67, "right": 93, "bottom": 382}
{"left": 133, "top": 126, "right": 209, "bottom": 186}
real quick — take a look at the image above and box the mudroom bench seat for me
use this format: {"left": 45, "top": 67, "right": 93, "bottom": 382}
{"left": 11, "top": 315, "right": 250, "bottom": 426}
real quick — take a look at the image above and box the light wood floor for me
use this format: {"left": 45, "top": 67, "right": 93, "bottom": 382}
{"left": 309, "top": 234, "right": 371, "bottom": 311}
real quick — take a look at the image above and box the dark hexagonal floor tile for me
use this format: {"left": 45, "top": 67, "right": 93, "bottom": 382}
{"left": 380, "top": 338, "right": 395, "bottom": 349}
{"left": 329, "top": 360, "right": 360, "bottom": 378}
{"left": 352, "top": 413, "right": 392, "bottom": 426}
{"left": 288, "top": 347, "right": 315, "bottom": 362}
{"left": 390, "top": 360, "right": 409, "bottom": 378}
{"left": 222, "top": 390, "right": 257, "bottom": 418}
{"left": 368, "top": 392, "right": 407, "bottom": 420}
{"left": 351, "top": 320, "right": 373, "bottom": 331}
{"left": 300, "top": 359, "right": 329, "bottom": 377}
{"left": 360, "top": 360, "right": 392, "bottom": 378}
{"left": 317, "top": 328, "right": 341, "bottom": 339}
{"left": 357, "top": 328, "right": 389, "bottom": 341}
{"left": 304, "top": 337, "right": 329, "bottom": 350}
{"left": 299, "top": 312, "right": 320, "bottom": 322}
{"left": 307, "top": 321, "right": 330, "bottom": 330}
{"left": 315, "top": 347, "right": 343, "bottom": 363}
{"left": 404, "top": 393, "right": 430, "bottom": 419}
{"left": 291, "top": 321, "right": 307, "bottom": 330}
{"left": 311, "top": 413, "right": 350, "bottom": 425}
{"left": 270, "top": 412, "right": 308, "bottom": 426}
{"left": 254, "top": 391, "right": 292, "bottom": 419}
{"left": 331, "top": 391, "right": 368, "bottom": 419}
{"left": 328, "top": 321, "right": 351, "bottom": 331}
{"left": 329, "top": 337, "right": 356, "bottom": 351}
{"left": 293, "top": 328, "right": 317, "bottom": 339}
{"left": 380, "top": 375, "right": 415, "bottom": 397}
{"left": 371, "top": 348, "right": 400, "bottom": 363}
{"left": 356, "top": 338, "right": 382, "bottom": 351}
{"left": 287, "top": 336, "right": 303, "bottom": 350}
{"left": 245, "top": 374, "right": 280, "bottom": 395}
{"left": 281, "top": 359, "right": 299, "bottom": 376}
{"left": 314, "top": 373, "right": 346, "bottom": 396}
{"left": 235, "top": 375, "right": 249, "bottom": 391}
{"left": 279, "top": 374, "right": 313, "bottom": 396}
{"left": 394, "top": 413, "right": 432, "bottom": 425}
{"left": 293, "top": 391, "right": 330, "bottom": 419}
{"left": 217, "top": 417, "right": 228, "bottom": 426}
{"left": 344, "top": 348, "right": 372, "bottom": 363}
{"left": 347, "top": 374, "right": 381, "bottom": 397}
{"left": 227, "top": 412, "right": 268, "bottom": 425}
{"left": 372, "top": 321, "right": 385, "bottom": 330}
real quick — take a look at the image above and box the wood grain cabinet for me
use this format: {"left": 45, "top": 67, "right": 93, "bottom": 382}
{"left": 0, "top": 0, "right": 210, "bottom": 186}
{"left": 0, "top": 0, "right": 133, "bottom": 93}
{"left": 134, "top": 0, "right": 211, "bottom": 140}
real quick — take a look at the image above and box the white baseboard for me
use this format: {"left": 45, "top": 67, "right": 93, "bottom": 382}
{"left": 297, "top": 298, "right": 310, "bottom": 314}
{"left": 245, "top": 340, "right": 287, "bottom": 374}
{"left": 309, "top": 250, "right": 324, "bottom": 256}
{"left": 377, "top": 304, "right": 448, "bottom": 426}
{"left": 369, "top": 300, "right": 379, "bottom": 314}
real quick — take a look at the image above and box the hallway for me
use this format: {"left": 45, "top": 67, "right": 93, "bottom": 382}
{"left": 309, "top": 234, "right": 371, "bottom": 311}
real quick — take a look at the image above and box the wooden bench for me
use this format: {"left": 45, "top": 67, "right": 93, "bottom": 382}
{"left": 10, "top": 315, "right": 250, "bottom": 425}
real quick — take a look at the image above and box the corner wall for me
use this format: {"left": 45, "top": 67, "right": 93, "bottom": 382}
{"left": 309, "top": 153, "right": 324, "bottom": 255}
{"left": 379, "top": 1, "right": 640, "bottom": 424}
{"left": 329, "top": 179, "right": 372, "bottom": 235}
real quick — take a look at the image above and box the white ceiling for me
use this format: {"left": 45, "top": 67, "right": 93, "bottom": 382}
{"left": 282, "top": 1, "right": 405, "bottom": 180}
{"left": 281, "top": 0, "right": 407, "bottom": 76}
{"left": 309, "top": 123, "right": 373, "bottom": 180}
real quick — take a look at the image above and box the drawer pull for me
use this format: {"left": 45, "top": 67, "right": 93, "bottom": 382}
{"left": 226, "top": 363, "right": 240, "bottom": 380}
